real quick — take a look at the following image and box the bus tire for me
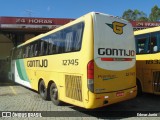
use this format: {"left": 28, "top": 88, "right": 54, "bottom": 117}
{"left": 39, "top": 80, "right": 48, "bottom": 100}
{"left": 50, "top": 82, "right": 62, "bottom": 106}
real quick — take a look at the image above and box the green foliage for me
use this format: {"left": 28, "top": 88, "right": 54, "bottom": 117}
{"left": 122, "top": 5, "right": 160, "bottom": 22}
{"left": 122, "top": 9, "right": 148, "bottom": 21}
{"left": 149, "top": 5, "right": 160, "bottom": 21}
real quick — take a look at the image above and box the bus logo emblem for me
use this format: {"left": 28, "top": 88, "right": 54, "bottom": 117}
{"left": 106, "top": 21, "right": 126, "bottom": 35}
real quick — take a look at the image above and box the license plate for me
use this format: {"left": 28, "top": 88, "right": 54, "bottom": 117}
{"left": 116, "top": 91, "right": 124, "bottom": 97}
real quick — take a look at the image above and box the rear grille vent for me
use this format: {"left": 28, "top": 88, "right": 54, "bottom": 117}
{"left": 153, "top": 71, "right": 160, "bottom": 92}
{"left": 65, "top": 75, "right": 82, "bottom": 101}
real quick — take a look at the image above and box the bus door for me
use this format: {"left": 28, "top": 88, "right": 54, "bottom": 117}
{"left": 150, "top": 32, "right": 160, "bottom": 93}
{"left": 152, "top": 70, "right": 160, "bottom": 93}
{"left": 141, "top": 32, "right": 160, "bottom": 93}
{"left": 142, "top": 69, "right": 153, "bottom": 93}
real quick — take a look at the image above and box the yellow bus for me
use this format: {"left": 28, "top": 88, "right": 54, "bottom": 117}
{"left": 8, "top": 12, "right": 137, "bottom": 109}
{"left": 134, "top": 26, "right": 160, "bottom": 95}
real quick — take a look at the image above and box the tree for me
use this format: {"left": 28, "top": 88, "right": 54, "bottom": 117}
{"left": 122, "top": 9, "right": 134, "bottom": 21}
{"left": 149, "top": 5, "right": 160, "bottom": 21}
{"left": 138, "top": 17, "right": 149, "bottom": 21}
{"left": 122, "top": 9, "right": 148, "bottom": 21}
{"left": 122, "top": 5, "right": 160, "bottom": 22}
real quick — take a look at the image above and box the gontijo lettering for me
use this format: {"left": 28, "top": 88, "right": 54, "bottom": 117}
{"left": 27, "top": 59, "right": 48, "bottom": 67}
{"left": 98, "top": 48, "right": 135, "bottom": 56}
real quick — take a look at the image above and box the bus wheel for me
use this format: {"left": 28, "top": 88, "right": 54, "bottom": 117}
{"left": 50, "top": 82, "right": 62, "bottom": 106}
{"left": 39, "top": 80, "right": 48, "bottom": 100}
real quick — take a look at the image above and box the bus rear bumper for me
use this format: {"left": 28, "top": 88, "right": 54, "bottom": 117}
{"left": 85, "top": 86, "right": 137, "bottom": 109}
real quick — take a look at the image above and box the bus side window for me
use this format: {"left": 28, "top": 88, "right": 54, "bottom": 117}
{"left": 65, "top": 32, "right": 74, "bottom": 52}
{"left": 29, "top": 44, "right": 34, "bottom": 57}
{"left": 34, "top": 42, "right": 39, "bottom": 57}
{"left": 54, "top": 32, "right": 63, "bottom": 54}
{"left": 55, "top": 41, "right": 61, "bottom": 53}
{"left": 48, "top": 34, "right": 59, "bottom": 54}
{"left": 25, "top": 46, "right": 30, "bottom": 58}
{"left": 17, "top": 48, "right": 23, "bottom": 59}
{"left": 27, "top": 45, "right": 31, "bottom": 58}
{"left": 74, "top": 28, "right": 83, "bottom": 51}
{"left": 150, "top": 32, "right": 158, "bottom": 53}
{"left": 48, "top": 39, "right": 52, "bottom": 54}
{"left": 150, "top": 39, "right": 157, "bottom": 53}
{"left": 136, "top": 34, "right": 149, "bottom": 54}
{"left": 39, "top": 40, "right": 48, "bottom": 56}
{"left": 23, "top": 47, "right": 26, "bottom": 58}
{"left": 44, "top": 39, "right": 49, "bottom": 55}
{"left": 48, "top": 38, "right": 56, "bottom": 54}
{"left": 39, "top": 41, "right": 44, "bottom": 56}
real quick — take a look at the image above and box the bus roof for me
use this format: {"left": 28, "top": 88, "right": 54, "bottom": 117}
{"left": 17, "top": 12, "right": 128, "bottom": 48}
{"left": 134, "top": 26, "right": 160, "bottom": 35}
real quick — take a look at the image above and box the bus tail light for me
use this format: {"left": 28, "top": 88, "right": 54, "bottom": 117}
{"left": 87, "top": 60, "right": 94, "bottom": 92}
